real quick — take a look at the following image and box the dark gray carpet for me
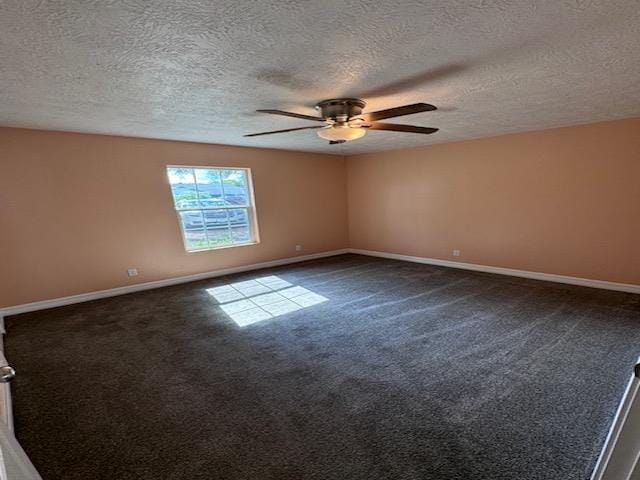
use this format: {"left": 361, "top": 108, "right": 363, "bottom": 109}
{"left": 5, "top": 254, "right": 640, "bottom": 480}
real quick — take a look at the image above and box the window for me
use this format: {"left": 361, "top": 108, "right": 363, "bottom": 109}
{"left": 167, "top": 166, "right": 258, "bottom": 252}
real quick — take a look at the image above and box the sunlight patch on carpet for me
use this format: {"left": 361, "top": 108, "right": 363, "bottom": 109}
{"left": 207, "top": 276, "right": 328, "bottom": 326}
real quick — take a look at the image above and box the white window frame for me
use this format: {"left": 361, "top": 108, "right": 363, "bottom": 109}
{"left": 167, "top": 165, "right": 260, "bottom": 252}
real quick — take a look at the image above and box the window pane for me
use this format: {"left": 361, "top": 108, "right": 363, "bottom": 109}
{"left": 203, "top": 208, "right": 229, "bottom": 229}
{"left": 168, "top": 167, "right": 257, "bottom": 252}
{"left": 194, "top": 168, "right": 224, "bottom": 208}
{"left": 229, "top": 208, "right": 251, "bottom": 243}
{"left": 221, "top": 170, "right": 249, "bottom": 206}
{"left": 205, "top": 209, "right": 232, "bottom": 247}
{"left": 179, "top": 211, "right": 208, "bottom": 250}
{"left": 168, "top": 168, "right": 198, "bottom": 210}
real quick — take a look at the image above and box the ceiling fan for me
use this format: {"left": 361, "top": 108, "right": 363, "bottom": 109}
{"left": 244, "top": 98, "right": 438, "bottom": 144}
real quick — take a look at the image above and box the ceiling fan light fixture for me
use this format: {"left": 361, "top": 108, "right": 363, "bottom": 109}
{"left": 317, "top": 125, "right": 367, "bottom": 142}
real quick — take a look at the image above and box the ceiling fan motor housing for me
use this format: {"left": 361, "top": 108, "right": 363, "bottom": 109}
{"left": 315, "top": 98, "right": 366, "bottom": 121}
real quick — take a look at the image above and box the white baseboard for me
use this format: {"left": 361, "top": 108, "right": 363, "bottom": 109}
{"left": 2, "top": 247, "right": 637, "bottom": 318}
{"left": 0, "top": 249, "right": 350, "bottom": 317}
{"left": 349, "top": 248, "right": 640, "bottom": 294}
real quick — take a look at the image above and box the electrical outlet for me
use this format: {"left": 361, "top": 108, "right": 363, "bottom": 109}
{"left": 452, "top": 249, "right": 461, "bottom": 257}
{"left": 127, "top": 268, "right": 138, "bottom": 277}
{"left": 295, "top": 245, "right": 303, "bottom": 252}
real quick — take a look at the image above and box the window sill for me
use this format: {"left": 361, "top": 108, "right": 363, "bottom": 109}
{"left": 186, "top": 241, "right": 259, "bottom": 253}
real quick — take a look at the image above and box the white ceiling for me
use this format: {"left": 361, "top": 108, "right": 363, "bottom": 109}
{"left": 1, "top": 1, "right": 639, "bottom": 155}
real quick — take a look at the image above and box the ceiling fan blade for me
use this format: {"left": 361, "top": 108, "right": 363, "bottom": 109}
{"left": 256, "top": 109, "right": 325, "bottom": 122}
{"left": 360, "top": 103, "right": 437, "bottom": 122}
{"left": 366, "top": 123, "right": 439, "bottom": 135}
{"left": 244, "top": 125, "right": 324, "bottom": 137}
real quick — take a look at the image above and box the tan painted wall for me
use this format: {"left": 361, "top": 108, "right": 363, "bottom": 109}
{"left": 347, "top": 118, "right": 640, "bottom": 285}
{"left": 2, "top": 118, "right": 638, "bottom": 308}
{"left": 0, "top": 128, "right": 349, "bottom": 307}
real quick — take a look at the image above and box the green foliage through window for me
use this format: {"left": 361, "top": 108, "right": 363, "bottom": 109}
{"left": 167, "top": 166, "right": 255, "bottom": 251}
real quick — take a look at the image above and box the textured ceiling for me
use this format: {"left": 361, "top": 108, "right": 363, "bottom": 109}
{"left": 1, "top": 1, "right": 639, "bottom": 155}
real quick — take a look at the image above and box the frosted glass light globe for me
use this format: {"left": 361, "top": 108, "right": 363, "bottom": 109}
{"left": 317, "top": 125, "right": 367, "bottom": 142}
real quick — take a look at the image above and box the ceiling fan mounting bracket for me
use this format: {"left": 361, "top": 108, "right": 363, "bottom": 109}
{"left": 315, "top": 98, "right": 366, "bottom": 120}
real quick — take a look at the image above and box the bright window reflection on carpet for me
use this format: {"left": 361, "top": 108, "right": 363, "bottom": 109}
{"left": 207, "top": 275, "right": 328, "bottom": 326}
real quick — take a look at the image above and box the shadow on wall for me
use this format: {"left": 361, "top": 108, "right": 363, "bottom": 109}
{"left": 207, "top": 275, "right": 328, "bottom": 327}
